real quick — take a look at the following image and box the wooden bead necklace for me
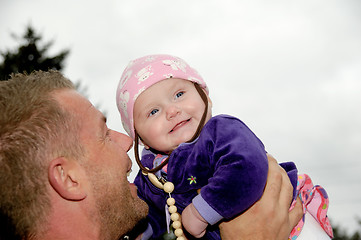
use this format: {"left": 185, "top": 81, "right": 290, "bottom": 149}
{"left": 143, "top": 169, "right": 186, "bottom": 240}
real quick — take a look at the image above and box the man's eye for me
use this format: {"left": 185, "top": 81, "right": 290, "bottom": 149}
{"left": 106, "top": 130, "right": 110, "bottom": 137}
{"left": 149, "top": 109, "right": 159, "bottom": 116}
{"left": 106, "top": 129, "right": 112, "bottom": 139}
{"left": 103, "top": 129, "right": 112, "bottom": 142}
{"left": 175, "top": 91, "right": 184, "bottom": 99}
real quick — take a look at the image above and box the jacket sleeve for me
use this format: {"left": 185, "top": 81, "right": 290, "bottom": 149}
{"left": 197, "top": 115, "right": 269, "bottom": 221}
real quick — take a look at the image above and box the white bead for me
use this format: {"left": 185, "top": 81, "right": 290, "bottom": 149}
{"left": 172, "top": 220, "right": 181, "bottom": 229}
{"left": 164, "top": 182, "right": 174, "bottom": 193}
{"left": 168, "top": 205, "right": 177, "bottom": 214}
{"left": 174, "top": 228, "right": 183, "bottom": 237}
{"left": 167, "top": 197, "right": 175, "bottom": 206}
{"left": 171, "top": 213, "right": 180, "bottom": 221}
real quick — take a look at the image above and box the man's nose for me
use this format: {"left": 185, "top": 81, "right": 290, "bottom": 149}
{"left": 114, "top": 131, "right": 133, "bottom": 152}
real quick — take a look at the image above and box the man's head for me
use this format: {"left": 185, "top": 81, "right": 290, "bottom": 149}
{"left": 52, "top": 87, "right": 148, "bottom": 239}
{"left": 0, "top": 71, "right": 147, "bottom": 239}
{"left": 0, "top": 71, "right": 81, "bottom": 237}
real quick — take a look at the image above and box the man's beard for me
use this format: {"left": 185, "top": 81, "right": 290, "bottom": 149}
{"left": 87, "top": 166, "right": 148, "bottom": 240}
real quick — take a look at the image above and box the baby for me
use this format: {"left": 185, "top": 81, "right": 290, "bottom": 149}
{"left": 116, "top": 54, "right": 333, "bottom": 240}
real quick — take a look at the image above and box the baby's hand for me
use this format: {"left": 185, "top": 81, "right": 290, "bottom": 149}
{"left": 181, "top": 203, "right": 208, "bottom": 238}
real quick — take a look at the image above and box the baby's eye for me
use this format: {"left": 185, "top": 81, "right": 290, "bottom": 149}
{"left": 149, "top": 109, "right": 159, "bottom": 116}
{"left": 175, "top": 91, "right": 184, "bottom": 99}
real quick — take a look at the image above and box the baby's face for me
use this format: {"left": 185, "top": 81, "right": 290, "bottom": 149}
{"left": 133, "top": 78, "right": 211, "bottom": 153}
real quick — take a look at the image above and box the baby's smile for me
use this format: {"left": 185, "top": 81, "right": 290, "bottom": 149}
{"left": 169, "top": 118, "right": 191, "bottom": 133}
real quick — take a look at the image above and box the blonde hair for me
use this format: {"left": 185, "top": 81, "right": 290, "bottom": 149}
{"left": 0, "top": 70, "right": 84, "bottom": 238}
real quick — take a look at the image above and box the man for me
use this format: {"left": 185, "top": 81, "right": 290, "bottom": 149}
{"left": 0, "top": 71, "right": 301, "bottom": 239}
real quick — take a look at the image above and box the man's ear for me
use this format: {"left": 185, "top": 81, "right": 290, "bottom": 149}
{"left": 48, "top": 157, "right": 87, "bottom": 201}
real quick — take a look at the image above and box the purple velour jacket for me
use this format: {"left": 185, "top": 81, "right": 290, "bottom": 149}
{"left": 134, "top": 115, "right": 298, "bottom": 239}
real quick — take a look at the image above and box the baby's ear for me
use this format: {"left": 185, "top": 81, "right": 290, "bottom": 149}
{"left": 206, "top": 92, "right": 213, "bottom": 108}
{"left": 201, "top": 88, "right": 213, "bottom": 108}
{"left": 138, "top": 136, "right": 150, "bottom": 149}
{"left": 208, "top": 98, "right": 213, "bottom": 109}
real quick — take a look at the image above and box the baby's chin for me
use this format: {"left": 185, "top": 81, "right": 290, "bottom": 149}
{"left": 148, "top": 135, "right": 195, "bottom": 153}
{"left": 149, "top": 143, "right": 181, "bottom": 154}
{"left": 168, "top": 138, "right": 194, "bottom": 152}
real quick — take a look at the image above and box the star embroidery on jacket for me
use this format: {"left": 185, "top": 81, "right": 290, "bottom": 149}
{"left": 187, "top": 176, "right": 197, "bottom": 185}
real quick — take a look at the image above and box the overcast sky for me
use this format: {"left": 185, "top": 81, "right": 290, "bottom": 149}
{"left": 1, "top": 0, "right": 360, "bottom": 234}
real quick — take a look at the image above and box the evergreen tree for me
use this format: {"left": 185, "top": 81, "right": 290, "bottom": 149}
{"left": 332, "top": 219, "right": 361, "bottom": 240}
{"left": 0, "top": 24, "right": 69, "bottom": 80}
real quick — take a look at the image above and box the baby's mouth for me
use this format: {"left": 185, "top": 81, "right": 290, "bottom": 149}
{"left": 170, "top": 119, "right": 191, "bottom": 133}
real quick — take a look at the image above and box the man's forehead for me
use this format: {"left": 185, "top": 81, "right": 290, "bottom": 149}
{"left": 53, "top": 89, "right": 92, "bottom": 112}
{"left": 54, "top": 89, "right": 104, "bottom": 123}
{"left": 53, "top": 89, "right": 106, "bottom": 135}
